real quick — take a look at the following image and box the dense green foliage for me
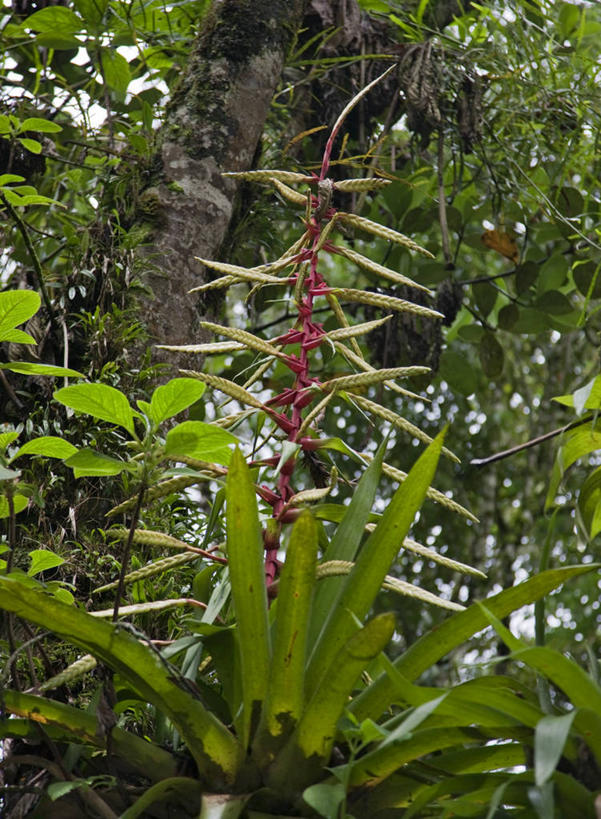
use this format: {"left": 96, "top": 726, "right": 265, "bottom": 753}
{"left": 2, "top": 0, "right": 601, "bottom": 816}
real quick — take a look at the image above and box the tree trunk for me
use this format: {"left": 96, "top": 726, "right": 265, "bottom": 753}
{"left": 138, "top": 0, "right": 308, "bottom": 366}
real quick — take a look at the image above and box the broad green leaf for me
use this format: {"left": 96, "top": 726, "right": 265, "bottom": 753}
{"left": 19, "top": 117, "right": 62, "bottom": 134}
{"left": 0, "top": 494, "right": 28, "bottom": 518}
{"left": 0, "top": 290, "right": 41, "bottom": 336}
{"left": 254, "top": 511, "right": 318, "bottom": 760}
{"left": 22, "top": 6, "right": 82, "bottom": 32}
{"left": 0, "top": 465, "right": 20, "bottom": 480}
{"left": 546, "top": 420, "right": 601, "bottom": 508}
{"left": 307, "top": 431, "right": 445, "bottom": 697}
{"left": 1, "top": 362, "right": 84, "bottom": 377}
{"left": 225, "top": 449, "right": 270, "bottom": 749}
{"left": 73, "top": 0, "right": 108, "bottom": 28}
{"left": 18, "top": 137, "right": 42, "bottom": 154}
{"left": 99, "top": 47, "right": 131, "bottom": 94}
{"left": 150, "top": 377, "right": 206, "bottom": 424}
{"left": 2, "top": 690, "right": 178, "bottom": 781}
{"left": 351, "top": 564, "right": 599, "bottom": 723}
{"left": 27, "top": 549, "right": 65, "bottom": 576}
{"left": 64, "top": 449, "right": 127, "bottom": 477}
{"left": 0, "top": 329, "right": 36, "bottom": 344}
{"left": 54, "top": 383, "right": 136, "bottom": 435}
{"left": 165, "top": 421, "right": 236, "bottom": 465}
{"left": 0, "top": 576, "right": 243, "bottom": 781}
{"left": 479, "top": 332, "right": 504, "bottom": 379}
{"left": 0, "top": 431, "right": 19, "bottom": 451}
{"left": 12, "top": 437, "right": 78, "bottom": 461}
{"left": 553, "top": 375, "right": 601, "bottom": 410}
{"left": 512, "top": 644, "right": 601, "bottom": 715}
{"left": 0, "top": 174, "right": 25, "bottom": 184}
{"left": 302, "top": 782, "right": 346, "bottom": 819}
{"left": 535, "top": 711, "right": 577, "bottom": 786}
{"left": 439, "top": 350, "right": 477, "bottom": 395}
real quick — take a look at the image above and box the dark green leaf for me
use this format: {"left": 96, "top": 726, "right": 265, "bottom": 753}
{"left": 21, "top": 6, "right": 82, "bottom": 32}
{"left": 535, "top": 712, "right": 577, "bottom": 786}
{"left": 439, "top": 350, "right": 478, "bottom": 395}
{"left": 64, "top": 449, "right": 127, "bottom": 477}
{"left": 515, "top": 261, "right": 539, "bottom": 295}
{"left": 479, "top": 332, "right": 504, "bottom": 378}
{"left": 498, "top": 303, "right": 519, "bottom": 330}
{"left": 472, "top": 282, "right": 497, "bottom": 317}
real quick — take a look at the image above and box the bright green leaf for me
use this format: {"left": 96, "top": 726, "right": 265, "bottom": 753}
{"left": 18, "top": 137, "right": 42, "bottom": 154}
{"left": 12, "top": 437, "right": 78, "bottom": 461}
{"left": 99, "top": 48, "right": 131, "bottom": 94}
{"left": 19, "top": 117, "right": 62, "bottom": 134}
{"left": 150, "top": 377, "right": 206, "bottom": 425}
{"left": 0, "top": 329, "right": 36, "bottom": 345}
{"left": 54, "top": 383, "right": 136, "bottom": 435}
{"left": 0, "top": 290, "right": 41, "bottom": 336}
{"left": 27, "top": 549, "right": 65, "bottom": 576}
{"left": 225, "top": 448, "right": 270, "bottom": 749}
{"left": 22, "top": 6, "right": 82, "bottom": 32}
{"left": 165, "top": 421, "right": 236, "bottom": 465}
{"left": 0, "top": 494, "right": 28, "bottom": 518}
{"left": 64, "top": 449, "right": 127, "bottom": 477}
{"left": 0, "top": 431, "right": 19, "bottom": 452}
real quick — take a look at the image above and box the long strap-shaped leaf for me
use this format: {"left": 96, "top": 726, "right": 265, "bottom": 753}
{"left": 0, "top": 576, "right": 242, "bottom": 785}
{"left": 253, "top": 510, "right": 318, "bottom": 765}
{"left": 306, "top": 441, "right": 386, "bottom": 648}
{"left": 2, "top": 690, "right": 178, "bottom": 782}
{"left": 268, "top": 613, "right": 396, "bottom": 793}
{"left": 225, "top": 448, "right": 271, "bottom": 749}
{"left": 306, "top": 431, "right": 445, "bottom": 697}
{"left": 350, "top": 564, "right": 600, "bottom": 723}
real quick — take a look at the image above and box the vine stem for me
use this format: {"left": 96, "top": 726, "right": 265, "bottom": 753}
{"left": 112, "top": 482, "right": 147, "bottom": 622}
{"left": 2, "top": 194, "right": 57, "bottom": 337}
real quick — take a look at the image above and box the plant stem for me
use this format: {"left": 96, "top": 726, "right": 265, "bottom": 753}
{"left": 112, "top": 482, "right": 147, "bottom": 622}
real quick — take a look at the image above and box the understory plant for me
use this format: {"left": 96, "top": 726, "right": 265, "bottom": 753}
{"left": 1, "top": 70, "right": 600, "bottom": 819}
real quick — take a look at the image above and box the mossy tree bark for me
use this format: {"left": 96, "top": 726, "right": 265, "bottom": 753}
{"left": 139, "top": 0, "right": 308, "bottom": 364}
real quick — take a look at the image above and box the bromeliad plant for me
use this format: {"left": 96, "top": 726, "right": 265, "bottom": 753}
{"left": 161, "top": 66, "right": 472, "bottom": 585}
{"left": 2, "top": 69, "right": 600, "bottom": 818}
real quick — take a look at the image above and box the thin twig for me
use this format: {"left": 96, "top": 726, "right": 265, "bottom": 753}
{"left": 2, "top": 195, "right": 57, "bottom": 336}
{"left": 112, "top": 483, "right": 146, "bottom": 622}
{"left": 470, "top": 413, "right": 594, "bottom": 468}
